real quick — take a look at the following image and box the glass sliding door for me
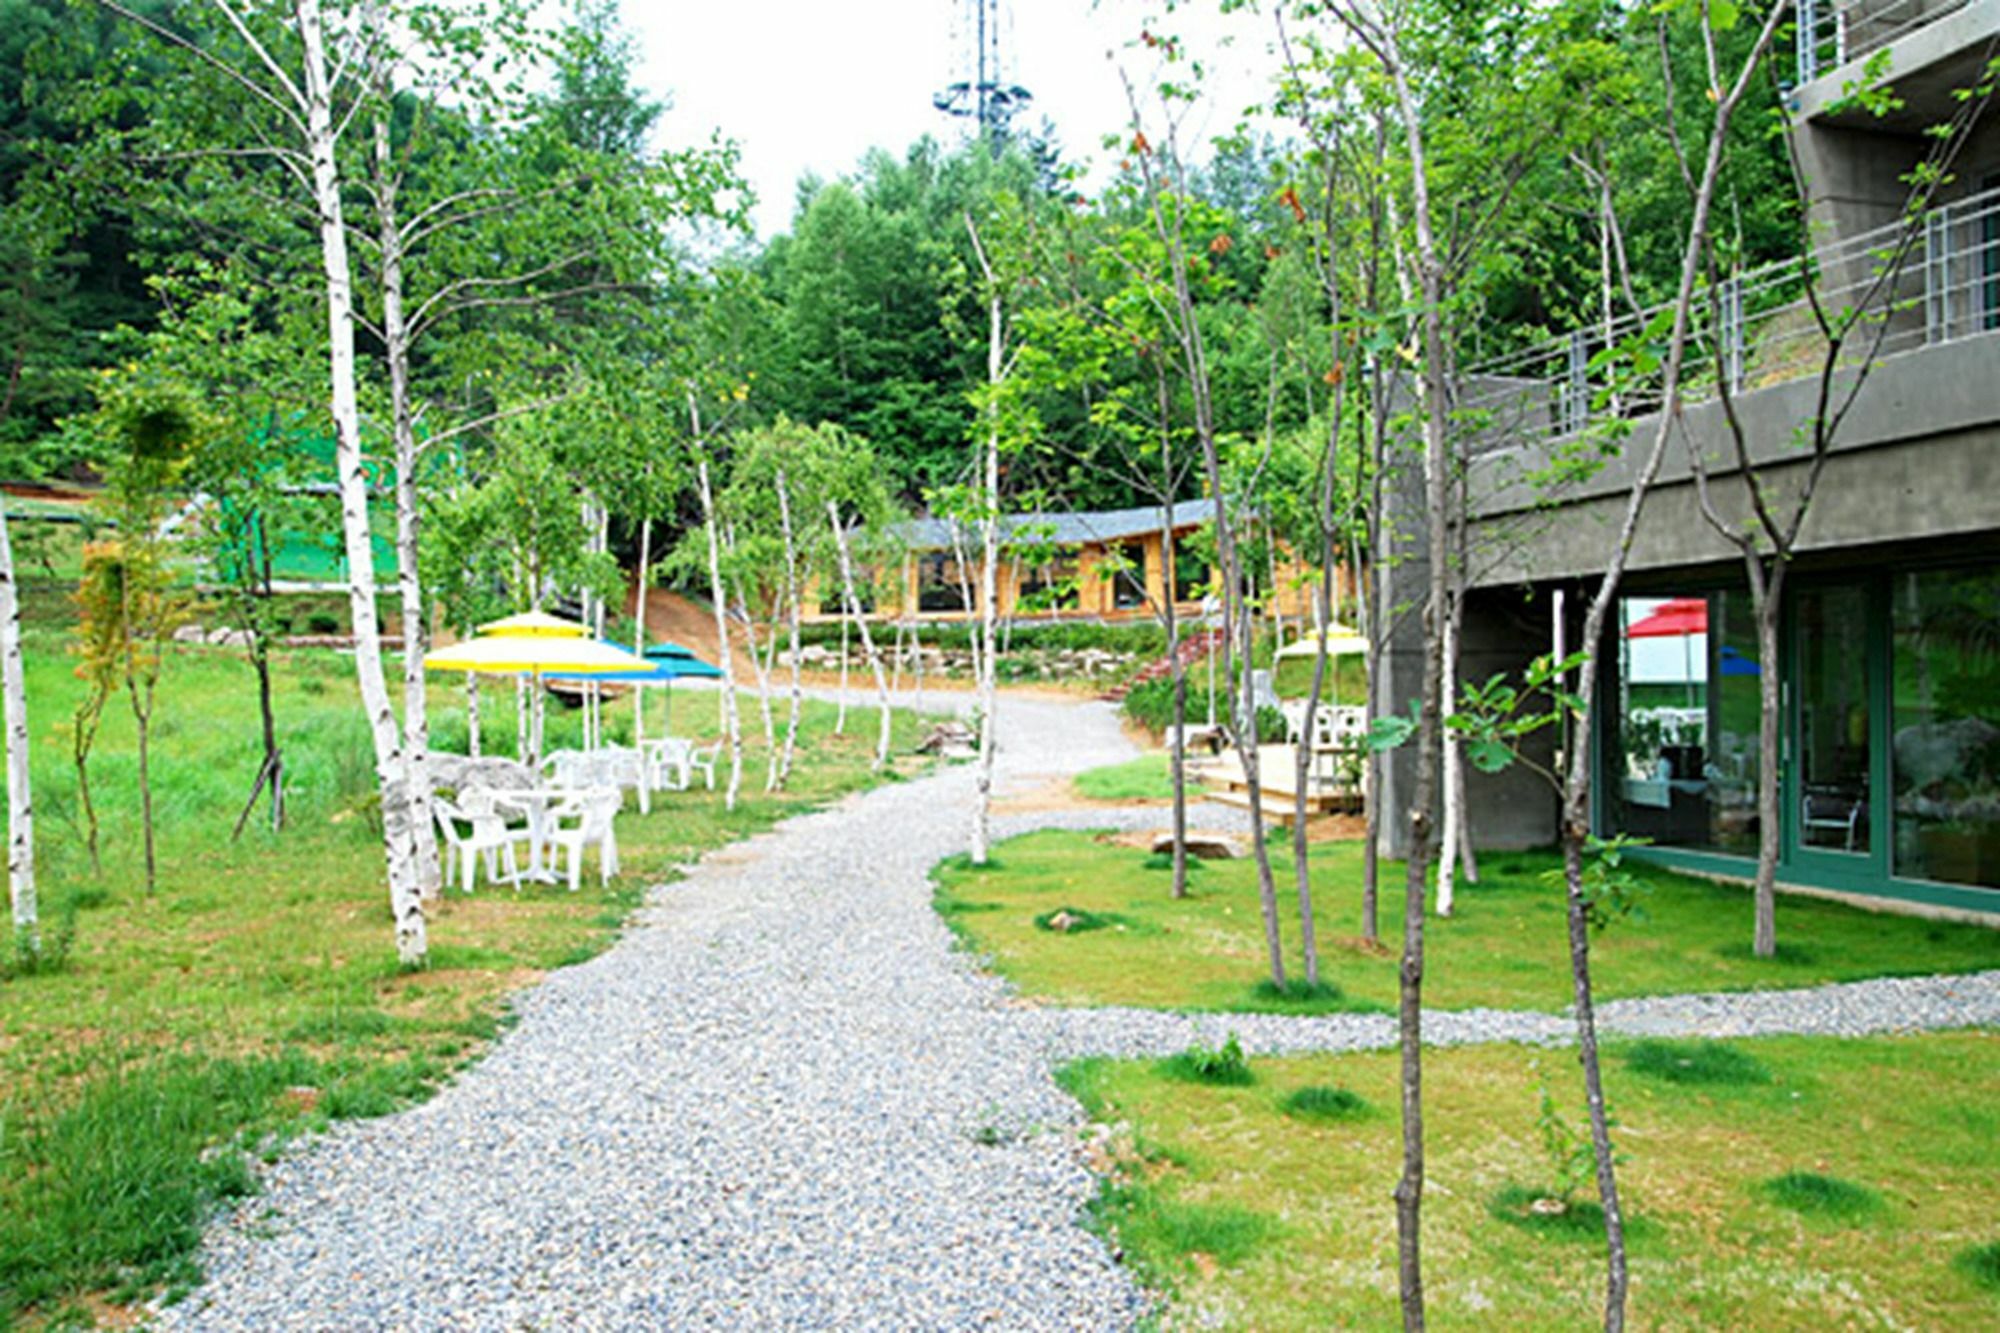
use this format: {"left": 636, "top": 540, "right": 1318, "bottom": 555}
{"left": 1793, "top": 584, "right": 1874, "bottom": 861}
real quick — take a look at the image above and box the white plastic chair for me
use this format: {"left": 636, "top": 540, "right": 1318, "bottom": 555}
{"left": 432, "top": 790, "right": 527, "bottom": 892}
{"left": 546, "top": 787, "right": 622, "bottom": 890}
{"left": 686, "top": 742, "right": 719, "bottom": 791}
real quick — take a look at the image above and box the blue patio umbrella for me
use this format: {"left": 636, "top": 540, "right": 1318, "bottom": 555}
{"left": 548, "top": 645, "right": 724, "bottom": 736}
{"left": 1719, "top": 645, "right": 1761, "bottom": 676}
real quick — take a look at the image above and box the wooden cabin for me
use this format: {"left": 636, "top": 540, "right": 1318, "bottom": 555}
{"left": 807, "top": 500, "right": 1330, "bottom": 626}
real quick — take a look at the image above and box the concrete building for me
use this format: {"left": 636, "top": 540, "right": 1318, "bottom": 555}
{"left": 1378, "top": 0, "right": 2000, "bottom": 918}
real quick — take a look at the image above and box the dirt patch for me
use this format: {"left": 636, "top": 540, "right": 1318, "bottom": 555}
{"left": 990, "top": 776, "right": 1170, "bottom": 815}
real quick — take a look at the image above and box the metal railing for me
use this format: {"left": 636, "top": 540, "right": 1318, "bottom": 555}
{"left": 1459, "top": 182, "right": 2000, "bottom": 448}
{"left": 1798, "top": 0, "right": 1973, "bottom": 84}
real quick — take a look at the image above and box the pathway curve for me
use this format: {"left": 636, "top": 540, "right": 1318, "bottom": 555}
{"left": 165, "top": 697, "right": 1146, "bottom": 1331}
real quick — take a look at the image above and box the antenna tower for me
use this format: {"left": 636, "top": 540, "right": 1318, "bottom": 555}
{"left": 933, "top": 0, "right": 1031, "bottom": 145}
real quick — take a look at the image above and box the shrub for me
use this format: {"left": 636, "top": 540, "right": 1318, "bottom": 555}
{"left": 1033, "top": 906, "right": 1122, "bottom": 933}
{"left": 1761, "top": 1171, "right": 1881, "bottom": 1222}
{"left": 1160, "top": 1034, "right": 1254, "bottom": 1086}
{"left": 1095, "top": 1183, "right": 1275, "bottom": 1275}
{"left": 305, "top": 613, "right": 340, "bottom": 635}
{"left": 1281, "top": 1085, "right": 1369, "bottom": 1122}
{"left": 1252, "top": 977, "right": 1345, "bottom": 1005}
{"left": 1955, "top": 1240, "right": 2000, "bottom": 1292}
{"left": 1624, "top": 1040, "right": 1772, "bottom": 1086}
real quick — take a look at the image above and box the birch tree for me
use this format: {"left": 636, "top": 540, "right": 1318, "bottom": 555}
{"left": 93, "top": 0, "right": 436, "bottom": 960}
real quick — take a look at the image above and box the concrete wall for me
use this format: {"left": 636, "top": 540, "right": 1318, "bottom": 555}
{"left": 1464, "top": 329, "right": 2000, "bottom": 586}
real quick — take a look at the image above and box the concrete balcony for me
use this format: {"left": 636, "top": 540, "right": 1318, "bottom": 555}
{"left": 1796, "top": 0, "right": 1998, "bottom": 127}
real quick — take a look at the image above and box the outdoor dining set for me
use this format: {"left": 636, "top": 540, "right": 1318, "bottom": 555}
{"left": 428, "top": 737, "right": 719, "bottom": 893}
{"left": 418, "top": 609, "right": 724, "bottom": 894}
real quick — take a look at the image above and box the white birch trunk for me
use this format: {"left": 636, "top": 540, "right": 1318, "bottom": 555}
{"left": 1436, "top": 590, "right": 1460, "bottom": 917}
{"left": 634, "top": 516, "right": 651, "bottom": 745}
{"left": 775, "top": 469, "right": 803, "bottom": 788}
{"left": 466, "top": 672, "right": 480, "bottom": 758}
{"left": 835, "top": 613, "right": 849, "bottom": 734}
{"left": 375, "top": 104, "right": 441, "bottom": 900}
{"left": 742, "top": 591, "right": 778, "bottom": 789}
{"left": 302, "top": 0, "right": 424, "bottom": 963}
{"left": 970, "top": 281, "right": 1003, "bottom": 866}
{"left": 698, "top": 459, "right": 744, "bottom": 809}
{"left": 516, "top": 672, "right": 528, "bottom": 761}
{"left": 0, "top": 504, "right": 34, "bottom": 952}
{"left": 828, "top": 504, "right": 892, "bottom": 769}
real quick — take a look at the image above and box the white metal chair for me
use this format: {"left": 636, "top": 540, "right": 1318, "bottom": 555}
{"left": 432, "top": 790, "right": 528, "bottom": 892}
{"left": 546, "top": 787, "right": 622, "bottom": 890}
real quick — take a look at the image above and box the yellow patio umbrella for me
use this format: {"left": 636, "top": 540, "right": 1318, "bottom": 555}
{"left": 1274, "top": 625, "right": 1369, "bottom": 659}
{"left": 424, "top": 634, "right": 646, "bottom": 675}
{"left": 477, "top": 609, "right": 590, "bottom": 638}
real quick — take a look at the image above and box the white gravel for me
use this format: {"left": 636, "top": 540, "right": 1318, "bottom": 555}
{"left": 162, "top": 698, "right": 1147, "bottom": 1332}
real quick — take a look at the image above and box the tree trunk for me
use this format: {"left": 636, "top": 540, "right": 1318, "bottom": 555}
{"left": 828, "top": 503, "right": 892, "bottom": 770}
{"left": 697, "top": 458, "right": 744, "bottom": 810}
{"left": 376, "top": 107, "right": 441, "bottom": 900}
{"left": 742, "top": 590, "right": 778, "bottom": 790}
{"left": 303, "top": 0, "right": 424, "bottom": 964}
{"left": 1753, "top": 560, "right": 1783, "bottom": 957}
{"left": 1291, "top": 586, "right": 1332, "bottom": 988}
{"left": 1437, "top": 589, "right": 1461, "bottom": 918}
{"left": 1562, "top": 830, "right": 1629, "bottom": 1327}
{"left": 1388, "top": 39, "right": 1451, "bottom": 1326}
{"left": 634, "top": 516, "right": 652, "bottom": 746}
{"left": 775, "top": 470, "right": 804, "bottom": 789}
{"left": 970, "top": 281, "right": 1003, "bottom": 866}
{"left": 129, "top": 678, "right": 157, "bottom": 894}
{"left": 1163, "top": 514, "right": 1189, "bottom": 901}
{"left": 836, "top": 613, "right": 850, "bottom": 734}
{"left": 467, "top": 672, "right": 481, "bottom": 758}
{"left": 0, "top": 504, "right": 33, "bottom": 951}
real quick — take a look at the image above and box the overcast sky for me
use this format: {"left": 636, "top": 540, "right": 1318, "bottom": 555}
{"left": 622, "top": 0, "right": 1288, "bottom": 237}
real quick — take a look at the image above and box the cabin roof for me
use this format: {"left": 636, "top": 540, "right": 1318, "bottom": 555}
{"left": 893, "top": 498, "right": 1212, "bottom": 551}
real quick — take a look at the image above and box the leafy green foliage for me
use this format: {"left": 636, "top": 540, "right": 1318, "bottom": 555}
{"left": 1159, "top": 1035, "right": 1254, "bottom": 1087}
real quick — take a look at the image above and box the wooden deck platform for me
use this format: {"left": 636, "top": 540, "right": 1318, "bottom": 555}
{"left": 1193, "top": 742, "right": 1362, "bottom": 821}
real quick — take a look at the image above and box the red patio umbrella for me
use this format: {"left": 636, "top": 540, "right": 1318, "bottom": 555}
{"left": 1625, "top": 596, "right": 1708, "bottom": 638}
{"left": 1625, "top": 596, "right": 1708, "bottom": 707}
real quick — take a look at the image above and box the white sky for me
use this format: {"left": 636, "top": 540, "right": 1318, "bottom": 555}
{"left": 624, "top": 0, "right": 1290, "bottom": 236}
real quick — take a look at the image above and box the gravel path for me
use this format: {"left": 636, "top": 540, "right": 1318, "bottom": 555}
{"left": 164, "top": 698, "right": 1146, "bottom": 1331}
{"left": 1021, "top": 969, "right": 2000, "bottom": 1063}
{"left": 161, "top": 692, "right": 1997, "bottom": 1330}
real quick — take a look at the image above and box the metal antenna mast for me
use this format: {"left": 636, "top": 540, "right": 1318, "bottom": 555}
{"left": 933, "top": 0, "right": 1031, "bottom": 145}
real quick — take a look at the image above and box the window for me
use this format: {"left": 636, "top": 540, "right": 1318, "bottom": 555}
{"left": 1110, "top": 541, "right": 1148, "bottom": 610}
{"left": 1017, "top": 556, "right": 1079, "bottom": 613}
{"left": 1891, "top": 565, "right": 2000, "bottom": 888}
{"left": 916, "top": 553, "right": 968, "bottom": 614}
{"left": 1173, "top": 543, "right": 1210, "bottom": 604}
{"left": 1604, "top": 589, "right": 1763, "bottom": 855}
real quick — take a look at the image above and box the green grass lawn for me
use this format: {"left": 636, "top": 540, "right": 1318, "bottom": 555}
{"left": 933, "top": 830, "right": 2000, "bottom": 1013}
{"left": 1062, "top": 1031, "right": 2000, "bottom": 1329}
{"left": 0, "top": 630, "right": 923, "bottom": 1325}
{"left": 1073, "top": 753, "right": 1177, "bottom": 801}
